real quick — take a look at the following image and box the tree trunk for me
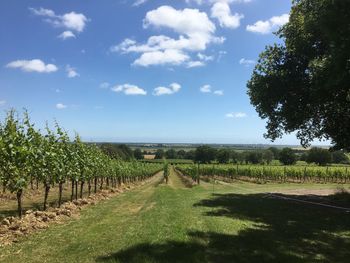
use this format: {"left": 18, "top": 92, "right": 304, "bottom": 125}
{"left": 94, "top": 177, "right": 97, "bottom": 193}
{"left": 17, "top": 189, "right": 23, "bottom": 218}
{"left": 75, "top": 181, "right": 78, "bottom": 200}
{"left": 100, "top": 177, "right": 104, "bottom": 190}
{"left": 71, "top": 179, "right": 74, "bottom": 201}
{"left": 88, "top": 180, "right": 91, "bottom": 196}
{"left": 43, "top": 184, "right": 50, "bottom": 210}
{"left": 58, "top": 182, "right": 63, "bottom": 207}
{"left": 80, "top": 181, "right": 84, "bottom": 199}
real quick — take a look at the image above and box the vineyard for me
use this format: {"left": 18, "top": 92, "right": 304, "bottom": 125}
{"left": 0, "top": 110, "right": 161, "bottom": 217}
{"left": 176, "top": 163, "right": 350, "bottom": 184}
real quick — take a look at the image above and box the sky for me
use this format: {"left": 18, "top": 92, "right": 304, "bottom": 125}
{"left": 0, "top": 0, "right": 326, "bottom": 145}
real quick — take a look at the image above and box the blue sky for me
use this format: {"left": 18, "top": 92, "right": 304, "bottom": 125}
{"left": 0, "top": 0, "right": 323, "bottom": 145}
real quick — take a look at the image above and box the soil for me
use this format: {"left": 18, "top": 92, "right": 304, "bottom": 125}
{"left": 0, "top": 177, "right": 157, "bottom": 247}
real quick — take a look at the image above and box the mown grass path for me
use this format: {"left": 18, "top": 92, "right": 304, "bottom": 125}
{"left": 1, "top": 168, "right": 349, "bottom": 263}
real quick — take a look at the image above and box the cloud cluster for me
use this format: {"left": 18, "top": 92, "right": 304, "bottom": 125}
{"left": 29, "top": 7, "right": 88, "bottom": 39}
{"left": 239, "top": 58, "right": 255, "bottom": 66}
{"left": 56, "top": 103, "right": 67, "bottom": 109}
{"left": 200, "top": 84, "right": 224, "bottom": 95}
{"left": 0, "top": 100, "right": 6, "bottom": 106}
{"left": 6, "top": 59, "right": 58, "bottom": 73}
{"left": 66, "top": 65, "right": 79, "bottom": 78}
{"left": 111, "top": 5, "right": 224, "bottom": 67}
{"left": 58, "top": 31, "right": 76, "bottom": 40}
{"left": 153, "top": 83, "right": 181, "bottom": 96}
{"left": 111, "top": 84, "right": 147, "bottom": 95}
{"left": 211, "top": 1, "right": 244, "bottom": 29}
{"left": 246, "top": 14, "right": 289, "bottom": 34}
{"left": 226, "top": 112, "right": 247, "bottom": 118}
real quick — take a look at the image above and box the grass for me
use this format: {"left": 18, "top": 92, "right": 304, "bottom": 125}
{"left": 0, "top": 168, "right": 349, "bottom": 263}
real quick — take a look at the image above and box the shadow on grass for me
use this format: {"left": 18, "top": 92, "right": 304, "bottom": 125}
{"left": 96, "top": 193, "right": 350, "bottom": 263}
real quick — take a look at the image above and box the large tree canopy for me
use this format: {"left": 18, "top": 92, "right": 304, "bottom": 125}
{"left": 247, "top": 0, "right": 350, "bottom": 150}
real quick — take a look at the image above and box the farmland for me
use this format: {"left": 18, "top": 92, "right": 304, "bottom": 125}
{"left": 0, "top": 111, "right": 350, "bottom": 263}
{"left": 176, "top": 164, "right": 350, "bottom": 184}
{"left": 0, "top": 167, "right": 349, "bottom": 262}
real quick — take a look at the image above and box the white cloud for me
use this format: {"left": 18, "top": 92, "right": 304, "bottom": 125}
{"left": 111, "top": 84, "right": 147, "bottom": 95}
{"left": 187, "top": 61, "right": 205, "bottom": 68}
{"left": 99, "top": 82, "right": 110, "bottom": 89}
{"left": 247, "top": 14, "right": 289, "bottom": 34}
{"left": 56, "top": 103, "right": 67, "bottom": 109}
{"left": 200, "top": 84, "right": 212, "bottom": 93}
{"left": 153, "top": 83, "right": 181, "bottom": 96}
{"left": 133, "top": 0, "right": 148, "bottom": 6}
{"left": 133, "top": 49, "right": 190, "bottom": 67}
{"left": 112, "top": 5, "right": 224, "bottom": 67}
{"left": 6, "top": 59, "right": 58, "bottom": 73}
{"left": 226, "top": 112, "right": 247, "bottom": 118}
{"left": 66, "top": 65, "right": 79, "bottom": 78}
{"left": 213, "top": 90, "right": 224, "bottom": 95}
{"left": 200, "top": 84, "right": 223, "bottom": 95}
{"left": 29, "top": 7, "right": 55, "bottom": 17}
{"left": 29, "top": 7, "right": 88, "bottom": 35}
{"left": 197, "top": 53, "right": 214, "bottom": 61}
{"left": 211, "top": 2, "right": 244, "bottom": 29}
{"left": 186, "top": 0, "right": 252, "bottom": 5}
{"left": 0, "top": 100, "right": 6, "bottom": 106}
{"left": 239, "top": 58, "right": 255, "bottom": 66}
{"left": 58, "top": 30, "right": 76, "bottom": 40}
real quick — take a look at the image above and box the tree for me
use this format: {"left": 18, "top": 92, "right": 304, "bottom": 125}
{"left": 245, "top": 151, "right": 263, "bottom": 164}
{"left": 331, "top": 151, "right": 350, "bottom": 164}
{"left": 217, "top": 149, "right": 230, "bottom": 164}
{"left": 230, "top": 150, "right": 238, "bottom": 163}
{"left": 306, "top": 147, "right": 332, "bottom": 166}
{"left": 185, "top": 150, "right": 195, "bottom": 160}
{"left": 247, "top": 0, "right": 350, "bottom": 149}
{"left": 154, "top": 149, "right": 165, "bottom": 159}
{"left": 279, "top": 148, "right": 297, "bottom": 165}
{"left": 177, "top": 150, "right": 187, "bottom": 159}
{"left": 195, "top": 146, "right": 216, "bottom": 164}
{"left": 268, "top": 147, "right": 280, "bottom": 160}
{"left": 165, "top": 149, "right": 177, "bottom": 159}
{"left": 133, "top": 148, "right": 143, "bottom": 160}
{"left": 263, "top": 149, "right": 274, "bottom": 164}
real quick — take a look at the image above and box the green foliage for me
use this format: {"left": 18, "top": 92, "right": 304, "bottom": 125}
{"left": 133, "top": 148, "right": 143, "bottom": 160}
{"left": 99, "top": 143, "right": 134, "bottom": 160}
{"left": 306, "top": 147, "right": 332, "bottom": 166}
{"left": 154, "top": 149, "right": 165, "bottom": 159}
{"left": 0, "top": 110, "right": 162, "bottom": 216}
{"left": 245, "top": 151, "right": 263, "bottom": 164}
{"left": 177, "top": 163, "right": 350, "bottom": 183}
{"left": 331, "top": 151, "right": 350, "bottom": 164}
{"left": 165, "top": 149, "right": 177, "bottom": 159}
{"left": 279, "top": 148, "right": 297, "bottom": 165}
{"left": 195, "top": 146, "right": 216, "bottom": 164}
{"left": 216, "top": 149, "right": 231, "bottom": 164}
{"left": 247, "top": 0, "right": 350, "bottom": 149}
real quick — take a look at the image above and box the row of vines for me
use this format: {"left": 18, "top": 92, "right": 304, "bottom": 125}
{"left": 0, "top": 110, "right": 161, "bottom": 217}
{"left": 176, "top": 163, "right": 350, "bottom": 184}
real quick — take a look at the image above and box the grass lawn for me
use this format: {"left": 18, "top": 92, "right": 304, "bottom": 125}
{"left": 0, "top": 167, "right": 349, "bottom": 263}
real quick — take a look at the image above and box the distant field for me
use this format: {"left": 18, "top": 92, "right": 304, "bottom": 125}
{"left": 141, "top": 159, "right": 194, "bottom": 164}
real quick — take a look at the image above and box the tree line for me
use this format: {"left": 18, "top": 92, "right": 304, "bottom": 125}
{"left": 149, "top": 145, "right": 349, "bottom": 166}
